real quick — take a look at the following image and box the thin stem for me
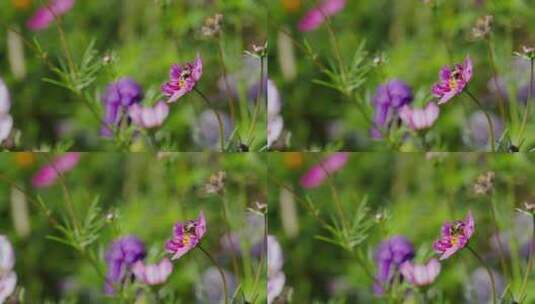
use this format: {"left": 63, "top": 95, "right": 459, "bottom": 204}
{"left": 486, "top": 38, "right": 507, "bottom": 122}
{"left": 217, "top": 37, "right": 238, "bottom": 137}
{"left": 518, "top": 58, "right": 534, "bottom": 147}
{"left": 198, "top": 245, "right": 229, "bottom": 304}
{"left": 194, "top": 87, "right": 225, "bottom": 151}
{"left": 518, "top": 216, "right": 535, "bottom": 301}
{"left": 489, "top": 193, "right": 510, "bottom": 280}
{"left": 219, "top": 193, "right": 241, "bottom": 277}
{"left": 247, "top": 56, "right": 265, "bottom": 146}
{"left": 465, "top": 89, "right": 496, "bottom": 151}
{"left": 467, "top": 245, "right": 497, "bottom": 304}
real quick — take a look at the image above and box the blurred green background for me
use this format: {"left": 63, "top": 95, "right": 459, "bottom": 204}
{"left": 268, "top": 0, "right": 535, "bottom": 151}
{"left": 0, "top": 152, "right": 267, "bottom": 303}
{"left": 268, "top": 152, "right": 535, "bottom": 303}
{"left": 0, "top": 0, "right": 267, "bottom": 151}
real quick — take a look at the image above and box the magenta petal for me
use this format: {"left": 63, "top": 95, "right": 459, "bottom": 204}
{"left": 27, "top": 0, "right": 75, "bottom": 31}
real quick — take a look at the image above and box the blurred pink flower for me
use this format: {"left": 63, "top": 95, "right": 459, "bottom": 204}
{"left": 0, "top": 235, "right": 17, "bottom": 303}
{"left": 400, "top": 258, "right": 441, "bottom": 287}
{"left": 165, "top": 211, "right": 207, "bottom": 260}
{"left": 300, "top": 152, "right": 349, "bottom": 189}
{"left": 162, "top": 55, "right": 203, "bottom": 103}
{"left": 132, "top": 258, "right": 173, "bottom": 286}
{"left": 26, "top": 0, "right": 75, "bottom": 31}
{"left": 433, "top": 210, "right": 475, "bottom": 260}
{"left": 298, "top": 0, "right": 347, "bottom": 32}
{"left": 32, "top": 152, "right": 81, "bottom": 188}
{"left": 399, "top": 102, "right": 440, "bottom": 131}
{"left": 0, "top": 78, "right": 13, "bottom": 144}
{"left": 128, "top": 101, "right": 169, "bottom": 129}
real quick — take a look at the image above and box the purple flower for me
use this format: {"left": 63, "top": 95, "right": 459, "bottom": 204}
{"left": 32, "top": 153, "right": 81, "bottom": 188}
{"left": 128, "top": 101, "right": 169, "bottom": 129}
{"left": 299, "top": 152, "right": 349, "bottom": 189}
{"left": 104, "top": 235, "right": 146, "bottom": 294}
{"left": 195, "top": 267, "right": 237, "bottom": 304}
{"left": 371, "top": 80, "right": 413, "bottom": 139}
{"left": 268, "top": 235, "right": 285, "bottom": 304}
{"left": 132, "top": 258, "right": 173, "bottom": 286}
{"left": 465, "top": 111, "right": 504, "bottom": 148}
{"left": 298, "top": 0, "right": 347, "bottom": 32}
{"left": 466, "top": 267, "right": 505, "bottom": 303}
{"left": 193, "top": 110, "right": 233, "bottom": 149}
{"left": 268, "top": 79, "right": 284, "bottom": 147}
{"left": 0, "top": 235, "right": 16, "bottom": 303}
{"left": 432, "top": 56, "right": 473, "bottom": 104}
{"left": 399, "top": 102, "right": 440, "bottom": 131}
{"left": 399, "top": 258, "right": 441, "bottom": 287}
{"left": 433, "top": 210, "right": 475, "bottom": 260}
{"left": 373, "top": 236, "right": 415, "bottom": 295}
{"left": 0, "top": 78, "right": 13, "bottom": 144}
{"left": 26, "top": 0, "right": 75, "bottom": 31}
{"left": 101, "top": 78, "right": 143, "bottom": 137}
{"left": 165, "top": 211, "right": 207, "bottom": 260}
{"left": 162, "top": 55, "right": 203, "bottom": 103}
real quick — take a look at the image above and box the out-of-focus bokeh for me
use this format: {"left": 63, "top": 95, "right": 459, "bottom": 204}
{"left": 0, "top": 152, "right": 267, "bottom": 303}
{"left": 0, "top": 0, "right": 267, "bottom": 151}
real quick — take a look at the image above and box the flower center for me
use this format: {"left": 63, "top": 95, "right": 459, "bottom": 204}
{"left": 449, "top": 222, "right": 465, "bottom": 246}
{"left": 182, "top": 233, "right": 191, "bottom": 247}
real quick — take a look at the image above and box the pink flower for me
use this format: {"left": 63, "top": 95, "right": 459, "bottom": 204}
{"left": 0, "top": 78, "right": 13, "bottom": 144}
{"left": 26, "top": 0, "right": 75, "bottom": 31}
{"left": 0, "top": 235, "right": 17, "bottom": 303}
{"left": 400, "top": 259, "right": 441, "bottom": 287}
{"left": 165, "top": 211, "right": 207, "bottom": 260}
{"left": 298, "top": 0, "right": 347, "bottom": 32}
{"left": 399, "top": 102, "right": 440, "bottom": 131}
{"left": 128, "top": 101, "right": 169, "bottom": 129}
{"left": 433, "top": 210, "right": 475, "bottom": 260}
{"left": 161, "top": 55, "right": 203, "bottom": 103}
{"left": 300, "top": 153, "right": 349, "bottom": 189}
{"left": 32, "top": 152, "right": 81, "bottom": 188}
{"left": 432, "top": 56, "right": 473, "bottom": 104}
{"left": 132, "top": 258, "right": 173, "bottom": 286}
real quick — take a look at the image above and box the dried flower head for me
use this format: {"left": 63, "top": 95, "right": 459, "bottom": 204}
{"left": 471, "top": 15, "right": 493, "bottom": 40}
{"left": 473, "top": 171, "right": 495, "bottom": 196}
{"left": 201, "top": 14, "right": 223, "bottom": 38}
{"left": 203, "top": 171, "right": 226, "bottom": 195}
{"left": 514, "top": 46, "right": 535, "bottom": 61}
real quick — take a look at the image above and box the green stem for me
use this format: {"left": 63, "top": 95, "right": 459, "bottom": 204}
{"left": 194, "top": 87, "right": 225, "bottom": 151}
{"left": 486, "top": 38, "right": 507, "bottom": 122}
{"left": 247, "top": 56, "right": 265, "bottom": 146}
{"left": 465, "top": 90, "right": 496, "bottom": 152}
{"left": 518, "top": 58, "right": 534, "bottom": 147}
{"left": 198, "top": 245, "right": 229, "bottom": 304}
{"left": 467, "top": 245, "right": 497, "bottom": 304}
{"left": 518, "top": 216, "right": 535, "bottom": 301}
{"left": 490, "top": 193, "right": 510, "bottom": 280}
{"left": 217, "top": 37, "right": 238, "bottom": 137}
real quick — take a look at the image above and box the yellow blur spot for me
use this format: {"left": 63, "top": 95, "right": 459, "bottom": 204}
{"left": 12, "top": 0, "right": 32, "bottom": 10}
{"left": 281, "top": 0, "right": 301, "bottom": 12}
{"left": 14, "top": 152, "right": 36, "bottom": 167}
{"left": 283, "top": 152, "right": 303, "bottom": 169}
